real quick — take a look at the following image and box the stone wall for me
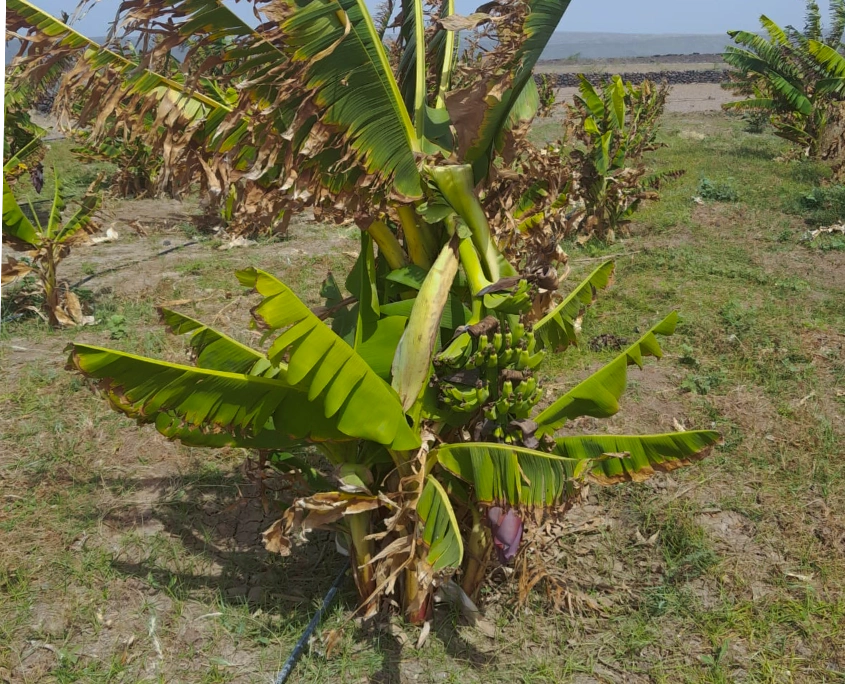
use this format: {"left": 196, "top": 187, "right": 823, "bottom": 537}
{"left": 538, "top": 70, "right": 726, "bottom": 88}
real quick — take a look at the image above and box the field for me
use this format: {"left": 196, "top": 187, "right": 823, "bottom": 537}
{"left": 1, "top": 108, "right": 844, "bottom": 683}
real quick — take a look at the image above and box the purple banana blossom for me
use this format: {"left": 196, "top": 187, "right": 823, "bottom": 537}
{"left": 487, "top": 507, "right": 523, "bottom": 563}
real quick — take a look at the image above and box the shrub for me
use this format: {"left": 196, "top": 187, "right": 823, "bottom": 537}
{"left": 698, "top": 178, "right": 739, "bottom": 202}
{"left": 789, "top": 184, "right": 845, "bottom": 225}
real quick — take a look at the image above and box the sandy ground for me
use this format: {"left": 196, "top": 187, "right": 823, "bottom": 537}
{"left": 556, "top": 83, "right": 732, "bottom": 113}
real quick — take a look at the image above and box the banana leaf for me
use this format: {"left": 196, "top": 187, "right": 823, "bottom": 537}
{"left": 434, "top": 442, "right": 591, "bottom": 510}
{"left": 238, "top": 267, "right": 420, "bottom": 450}
{"left": 417, "top": 477, "right": 464, "bottom": 570}
{"left": 533, "top": 260, "right": 615, "bottom": 352}
{"left": 551, "top": 431, "right": 721, "bottom": 484}
{"left": 534, "top": 312, "right": 678, "bottom": 434}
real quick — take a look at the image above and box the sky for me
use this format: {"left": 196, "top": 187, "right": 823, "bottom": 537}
{"left": 17, "top": 0, "right": 838, "bottom": 36}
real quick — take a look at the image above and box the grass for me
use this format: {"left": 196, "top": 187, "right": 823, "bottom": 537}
{"left": 2, "top": 111, "right": 844, "bottom": 682}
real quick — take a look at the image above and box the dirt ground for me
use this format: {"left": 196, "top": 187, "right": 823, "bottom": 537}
{"left": 556, "top": 83, "right": 733, "bottom": 113}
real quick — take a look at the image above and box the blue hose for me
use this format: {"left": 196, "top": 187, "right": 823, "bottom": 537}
{"left": 273, "top": 565, "right": 347, "bottom": 684}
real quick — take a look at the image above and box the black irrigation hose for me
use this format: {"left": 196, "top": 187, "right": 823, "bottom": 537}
{"left": 70, "top": 240, "right": 198, "bottom": 289}
{"left": 1, "top": 241, "right": 200, "bottom": 326}
{"left": 273, "top": 565, "right": 347, "bottom": 684}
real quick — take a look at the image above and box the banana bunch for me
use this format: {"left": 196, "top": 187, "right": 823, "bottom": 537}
{"left": 484, "top": 374, "right": 544, "bottom": 423}
{"left": 467, "top": 323, "right": 545, "bottom": 372}
{"left": 438, "top": 379, "right": 491, "bottom": 414}
{"left": 435, "top": 322, "right": 545, "bottom": 373}
{"left": 433, "top": 319, "right": 546, "bottom": 420}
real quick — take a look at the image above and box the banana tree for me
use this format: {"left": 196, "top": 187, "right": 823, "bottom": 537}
{"left": 34, "top": 0, "right": 721, "bottom": 618}
{"left": 564, "top": 75, "right": 671, "bottom": 240}
{"left": 67, "top": 254, "right": 719, "bottom": 620}
{"left": 2, "top": 170, "right": 101, "bottom": 326}
{"left": 723, "top": 2, "right": 845, "bottom": 156}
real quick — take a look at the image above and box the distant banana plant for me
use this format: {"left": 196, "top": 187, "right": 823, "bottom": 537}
{"left": 11, "top": 0, "right": 721, "bottom": 619}
{"left": 723, "top": 1, "right": 845, "bottom": 156}
{"left": 565, "top": 75, "right": 673, "bottom": 240}
{"left": 1, "top": 169, "right": 101, "bottom": 327}
{"left": 4, "top": 68, "right": 50, "bottom": 180}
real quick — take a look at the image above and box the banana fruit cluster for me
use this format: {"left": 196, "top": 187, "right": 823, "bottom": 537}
{"left": 433, "top": 319, "right": 545, "bottom": 421}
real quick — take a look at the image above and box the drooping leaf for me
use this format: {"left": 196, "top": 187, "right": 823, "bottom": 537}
{"left": 7, "top": 0, "right": 227, "bottom": 112}
{"left": 434, "top": 442, "right": 591, "bottom": 510}
{"left": 551, "top": 431, "right": 721, "bottom": 484}
{"left": 2, "top": 177, "right": 41, "bottom": 249}
{"left": 239, "top": 267, "right": 420, "bottom": 450}
{"left": 391, "top": 237, "right": 460, "bottom": 410}
{"left": 446, "top": 0, "right": 574, "bottom": 180}
{"left": 533, "top": 260, "right": 615, "bottom": 352}
{"left": 417, "top": 477, "right": 464, "bottom": 571}
{"left": 159, "top": 308, "right": 279, "bottom": 377}
{"left": 278, "top": 0, "right": 422, "bottom": 198}
{"left": 66, "top": 343, "right": 352, "bottom": 445}
{"left": 534, "top": 312, "right": 679, "bottom": 435}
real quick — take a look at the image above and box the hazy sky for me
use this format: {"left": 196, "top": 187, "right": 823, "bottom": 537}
{"left": 17, "top": 0, "right": 838, "bottom": 36}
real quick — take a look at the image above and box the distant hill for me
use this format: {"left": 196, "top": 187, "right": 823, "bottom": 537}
{"left": 541, "top": 32, "right": 731, "bottom": 60}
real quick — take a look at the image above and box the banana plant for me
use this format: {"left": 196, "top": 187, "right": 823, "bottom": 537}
{"left": 67, "top": 249, "right": 719, "bottom": 620}
{"left": 2, "top": 169, "right": 101, "bottom": 327}
{"left": 564, "top": 75, "right": 672, "bottom": 240}
{"left": 723, "top": 2, "right": 845, "bottom": 157}
{"left": 31, "top": 0, "right": 721, "bottom": 619}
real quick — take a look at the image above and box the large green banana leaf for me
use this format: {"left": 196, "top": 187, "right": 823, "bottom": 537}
{"left": 533, "top": 260, "right": 615, "bottom": 352}
{"left": 152, "top": 412, "right": 302, "bottom": 450}
{"left": 808, "top": 39, "right": 845, "bottom": 92}
{"left": 277, "top": 0, "right": 422, "bottom": 198}
{"left": 764, "top": 71, "right": 813, "bottom": 116}
{"left": 2, "top": 178, "right": 41, "bottom": 249}
{"left": 65, "top": 344, "right": 364, "bottom": 444}
{"left": 534, "top": 312, "right": 678, "bottom": 434}
{"left": 434, "top": 442, "right": 591, "bottom": 510}
{"left": 417, "top": 477, "right": 464, "bottom": 570}
{"left": 725, "top": 29, "right": 806, "bottom": 84}
{"left": 159, "top": 308, "right": 281, "bottom": 377}
{"left": 759, "top": 15, "right": 789, "bottom": 45}
{"left": 551, "top": 431, "right": 721, "bottom": 484}
{"left": 238, "top": 268, "right": 420, "bottom": 450}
